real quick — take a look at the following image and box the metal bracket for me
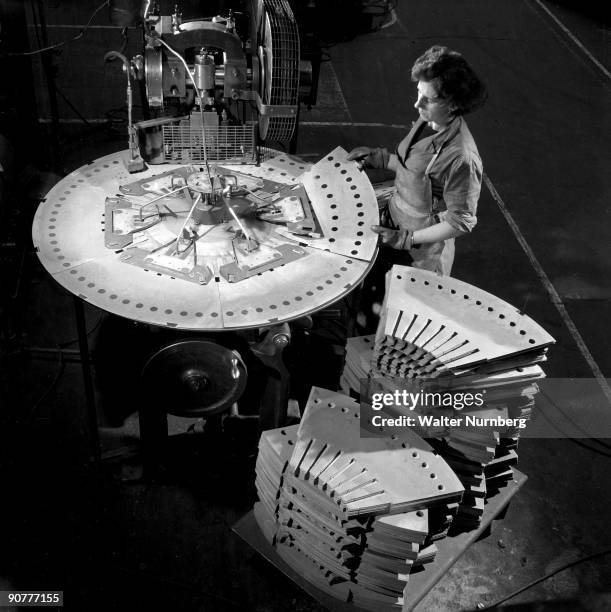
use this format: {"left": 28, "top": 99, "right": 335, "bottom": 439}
{"left": 242, "top": 91, "right": 298, "bottom": 117}
{"left": 134, "top": 115, "right": 189, "bottom": 130}
{"left": 257, "top": 103, "right": 298, "bottom": 117}
{"left": 219, "top": 243, "right": 307, "bottom": 283}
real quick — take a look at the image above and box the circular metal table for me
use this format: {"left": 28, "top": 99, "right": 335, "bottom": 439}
{"left": 33, "top": 147, "right": 379, "bottom": 331}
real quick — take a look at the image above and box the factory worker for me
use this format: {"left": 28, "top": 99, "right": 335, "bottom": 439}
{"left": 348, "top": 45, "right": 487, "bottom": 276}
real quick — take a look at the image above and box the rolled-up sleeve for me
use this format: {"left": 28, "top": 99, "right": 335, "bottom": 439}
{"left": 442, "top": 155, "right": 482, "bottom": 233}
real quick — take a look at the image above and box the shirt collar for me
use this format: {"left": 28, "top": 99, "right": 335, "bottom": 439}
{"left": 429, "top": 115, "right": 461, "bottom": 152}
{"left": 399, "top": 116, "right": 463, "bottom": 166}
{"left": 404, "top": 115, "right": 462, "bottom": 154}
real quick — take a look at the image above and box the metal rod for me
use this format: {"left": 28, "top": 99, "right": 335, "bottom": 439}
{"left": 155, "top": 36, "right": 211, "bottom": 179}
{"left": 174, "top": 192, "right": 202, "bottom": 251}
{"left": 138, "top": 185, "right": 186, "bottom": 219}
{"left": 36, "top": 0, "right": 61, "bottom": 172}
{"left": 223, "top": 195, "right": 251, "bottom": 241}
{"left": 73, "top": 297, "right": 101, "bottom": 464}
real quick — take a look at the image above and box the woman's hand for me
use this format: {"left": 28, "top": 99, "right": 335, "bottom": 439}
{"left": 371, "top": 225, "right": 413, "bottom": 250}
{"left": 347, "top": 147, "right": 387, "bottom": 169}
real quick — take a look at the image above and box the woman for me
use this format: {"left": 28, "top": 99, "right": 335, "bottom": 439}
{"left": 348, "top": 45, "right": 487, "bottom": 276}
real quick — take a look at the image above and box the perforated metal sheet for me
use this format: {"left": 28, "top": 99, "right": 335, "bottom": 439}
{"left": 33, "top": 156, "right": 135, "bottom": 275}
{"left": 45, "top": 254, "right": 224, "bottom": 329}
{"left": 32, "top": 150, "right": 376, "bottom": 331}
{"left": 289, "top": 387, "right": 464, "bottom": 518}
{"left": 221, "top": 153, "right": 310, "bottom": 184}
{"left": 33, "top": 187, "right": 109, "bottom": 275}
{"left": 374, "top": 265, "right": 555, "bottom": 377}
{"left": 257, "top": 153, "right": 312, "bottom": 179}
{"left": 346, "top": 334, "right": 375, "bottom": 376}
{"left": 284, "top": 147, "right": 379, "bottom": 260}
{"left": 217, "top": 251, "right": 368, "bottom": 328}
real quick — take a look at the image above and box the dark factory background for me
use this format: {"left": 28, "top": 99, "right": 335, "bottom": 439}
{"left": 0, "top": 1, "right": 610, "bottom": 611}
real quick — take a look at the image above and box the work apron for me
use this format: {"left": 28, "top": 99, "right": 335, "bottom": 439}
{"left": 387, "top": 124, "right": 455, "bottom": 276}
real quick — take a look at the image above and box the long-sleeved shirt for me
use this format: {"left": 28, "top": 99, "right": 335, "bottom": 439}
{"left": 375, "top": 116, "right": 483, "bottom": 234}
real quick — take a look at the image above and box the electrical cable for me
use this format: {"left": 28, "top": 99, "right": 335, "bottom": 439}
{"left": 534, "top": 403, "right": 611, "bottom": 459}
{"left": 475, "top": 548, "right": 611, "bottom": 610}
{"left": 8, "top": 1, "right": 110, "bottom": 57}
{"left": 568, "top": 437, "right": 611, "bottom": 458}
{"left": 53, "top": 84, "right": 93, "bottom": 126}
{"left": 7, "top": 316, "right": 105, "bottom": 359}
{"left": 539, "top": 387, "right": 611, "bottom": 451}
{"left": 29, "top": 0, "right": 44, "bottom": 52}
{"left": 535, "top": 387, "right": 611, "bottom": 457}
{"left": 564, "top": 435, "right": 611, "bottom": 458}
{"left": 11, "top": 309, "right": 104, "bottom": 423}
{"left": 119, "top": 26, "right": 129, "bottom": 55}
{"left": 58, "top": 314, "right": 105, "bottom": 348}
{"left": 154, "top": 36, "right": 211, "bottom": 179}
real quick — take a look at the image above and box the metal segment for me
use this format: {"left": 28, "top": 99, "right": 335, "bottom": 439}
{"left": 374, "top": 266, "right": 555, "bottom": 378}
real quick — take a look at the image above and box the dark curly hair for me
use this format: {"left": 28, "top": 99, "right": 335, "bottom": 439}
{"left": 411, "top": 46, "right": 487, "bottom": 115}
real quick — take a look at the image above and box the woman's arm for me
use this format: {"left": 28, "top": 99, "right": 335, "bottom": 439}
{"left": 371, "top": 221, "right": 466, "bottom": 249}
{"left": 412, "top": 220, "right": 465, "bottom": 244}
{"left": 347, "top": 147, "right": 396, "bottom": 173}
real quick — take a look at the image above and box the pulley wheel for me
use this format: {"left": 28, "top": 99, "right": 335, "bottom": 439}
{"left": 144, "top": 44, "right": 163, "bottom": 108}
{"left": 141, "top": 339, "right": 247, "bottom": 417}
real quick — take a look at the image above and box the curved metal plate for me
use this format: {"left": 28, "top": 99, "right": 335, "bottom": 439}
{"left": 217, "top": 251, "right": 369, "bottom": 328}
{"left": 49, "top": 256, "right": 224, "bottom": 329}
{"left": 375, "top": 265, "right": 555, "bottom": 377}
{"left": 288, "top": 147, "right": 379, "bottom": 260}
{"left": 223, "top": 153, "right": 312, "bottom": 184}
{"left": 290, "top": 387, "right": 464, "bottom": 517}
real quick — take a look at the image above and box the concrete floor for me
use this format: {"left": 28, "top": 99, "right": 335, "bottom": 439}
{"left": 1, "top": 1, "right": 610, "bottom": 611}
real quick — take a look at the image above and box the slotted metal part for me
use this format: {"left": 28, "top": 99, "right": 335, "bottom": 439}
{"left": 289, "top": 387, "right": 464, "bottom": 518}
{"left": 374, "top": 265, "right": 555, "bottom": 378}
{"left": 253, "top": 418, "right": 438, "bottom": 605}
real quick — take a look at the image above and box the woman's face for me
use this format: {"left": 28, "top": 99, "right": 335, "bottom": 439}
{"left": 414, "top": 80, "right": 454, "bottom": 129}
